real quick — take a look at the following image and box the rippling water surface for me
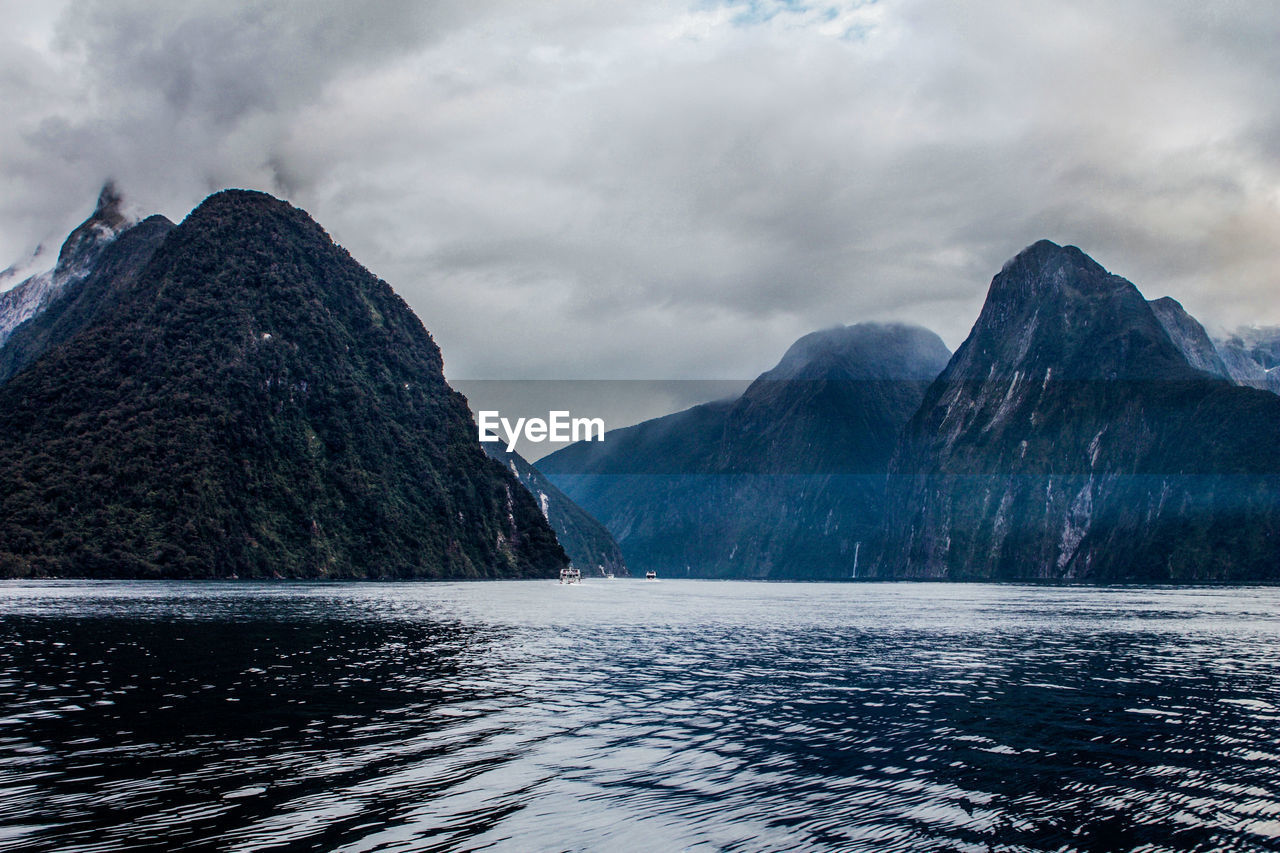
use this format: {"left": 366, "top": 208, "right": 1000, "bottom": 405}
{"left": 1, "top": 580, "right": 1279, "bottom": 852}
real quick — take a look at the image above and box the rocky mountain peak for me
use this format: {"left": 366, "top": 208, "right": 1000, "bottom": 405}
{"left": 94, "top": 180, "right": 125, "bottom": 220}
{"left": 53, "top": 181, "right": 136, "bottom": 281}
{"left": 0, "top": 183, "right": 141, "bottom": 348}
{"left": 998, "top": 239, "right": 1107, "bottom": 283}
{"left": 951, "top": 239, "right": 1197, "bottom": 381}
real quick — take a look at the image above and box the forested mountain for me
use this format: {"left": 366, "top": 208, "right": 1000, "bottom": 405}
{"left": 0, "top": 190, "right": 568, "bottom": 579}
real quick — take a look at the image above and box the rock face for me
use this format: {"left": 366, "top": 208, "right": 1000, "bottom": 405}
{"left": 538, "top": 323, "right": 951, "bottom": 578}
{"left": 875, "top": 240, "right": 1280, "bottom": 581}
{"left": 1148, "top": 297, "right": 1231, "bottom": 380}
{"left": 480, "top": 441, "right": 628, "bottom": 577}
{"left": 1213, "top": 326, "right": 1280, "bottom": 395}
{"left": 0, "top": 189, "right": 568, "bottom": 579}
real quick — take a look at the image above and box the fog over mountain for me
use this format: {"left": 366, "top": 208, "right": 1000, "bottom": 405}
{"left": 2, "top": 1, "right": 1279, "bottom": 390}
{"left": 1213, "top": 327, "right": 1280, "bottom": 395}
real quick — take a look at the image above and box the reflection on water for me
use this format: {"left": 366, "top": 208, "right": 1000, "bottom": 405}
{"left": 1, "top": 581, "right": 1279, "bottom": 851}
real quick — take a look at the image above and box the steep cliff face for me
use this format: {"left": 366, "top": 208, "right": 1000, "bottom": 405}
{"left": 539, "top": 324, "right": 951, "bottom": 578}
{"left": 1148, "top": 297, "right": 1231, "bottom": 380}
{"left": 481, "top": 440, "right": 628, "bottom": 577}
{"left": 876, "top": 240, "right": 1280, "bottom": 581}
{"left": 0, "top": 190, "right": 568, "bottom": 579}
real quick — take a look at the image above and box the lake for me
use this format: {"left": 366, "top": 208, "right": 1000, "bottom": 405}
{"left": 1, "top": 580, "right": 1278, "bottom": 852}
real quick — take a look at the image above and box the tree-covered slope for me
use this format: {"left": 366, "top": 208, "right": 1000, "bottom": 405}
{"left": 0, "top": 190, "right": 567, "bottom": 579}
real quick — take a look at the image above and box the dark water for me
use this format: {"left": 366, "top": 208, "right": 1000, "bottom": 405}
{"left": 1, "top": 581, "right": 1279, "bottom": 852}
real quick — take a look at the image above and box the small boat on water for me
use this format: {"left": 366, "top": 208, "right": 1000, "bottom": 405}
{"left": 645, "top": 571, "right": 657, "bottom": 581}
{"left": 560, "top": 567, "right": 581, "bottom": 584}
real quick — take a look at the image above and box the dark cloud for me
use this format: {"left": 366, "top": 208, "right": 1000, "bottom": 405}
{"left": 2, "top": 0, "right": 1278, "bottom": 386}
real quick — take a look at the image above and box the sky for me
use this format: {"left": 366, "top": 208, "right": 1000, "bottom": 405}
{"left": 1, "top": 0, "right": 1278, "bottom": 390}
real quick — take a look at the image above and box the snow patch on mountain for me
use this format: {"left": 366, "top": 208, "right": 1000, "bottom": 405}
{"left": 0, "top": 183, "right": 136, "bottom": 347}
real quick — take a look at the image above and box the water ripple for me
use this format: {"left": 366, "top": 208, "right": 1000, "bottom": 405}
{"left": 0, "top": 581, "right": 1279, "bottom": 851}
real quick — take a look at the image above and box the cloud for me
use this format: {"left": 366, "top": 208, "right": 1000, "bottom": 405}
{"left": 1, "top": 0, "right": 1278, "bottom": 384}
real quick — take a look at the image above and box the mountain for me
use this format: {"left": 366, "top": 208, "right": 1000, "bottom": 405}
{"left": 480, "top": 440, "right": 627, "bottom": 576}
{"left": 1146, "top": 297, "right": 1280, "bottom": 396}
{"left": 0, "top": 189, "right": 568, "bottom": 579}
{"left": 875, "top": 240, "right": 1280, "bottom": 581}
{"left": 1213, "top": 326, "right": 1280, "bottom": 395}
{"left": 0, "top": 183, "right": 135, "bottom": 348}
{"left": 1148, "top": 297, "right": 1231, "bottom": 380}
{"left": 538, "top": 323, "right": 951, "bottom": 578}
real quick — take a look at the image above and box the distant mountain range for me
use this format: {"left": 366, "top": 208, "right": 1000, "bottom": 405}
{"left": 1214, "top": 326, "right": 1280, "bottom": 394}
{"left": 0, "top": 188, "right": 580, "bottom": 579}
{"left": 542, "top": 241, "right": 1280, "bottom": 581}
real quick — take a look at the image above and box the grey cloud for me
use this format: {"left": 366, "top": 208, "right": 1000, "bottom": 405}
{"left": 1, "top": 0, "right": 1278, "bottom": 386}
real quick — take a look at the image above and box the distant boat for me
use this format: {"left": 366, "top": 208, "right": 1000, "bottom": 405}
{"left": 560, "top": 567, "right": 581, "bottom": 584}
{"left": 645, "top": 571, "right": 657, "bottom": 581}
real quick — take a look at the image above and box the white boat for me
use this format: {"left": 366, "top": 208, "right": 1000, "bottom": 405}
{"left": 560, "top": 567, "right": 581, "bottom": 584}
{"left": 645, "top": 571, "right": 657, "bottom": 581}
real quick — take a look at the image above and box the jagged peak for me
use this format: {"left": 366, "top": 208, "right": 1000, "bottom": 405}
{"left": 95, "top": 180, "right": 123, "bottom": 218}
{"left": 947, "top": 241, "right": 1203, "bottom": 382}
{"left": 976, "top": 240, "right": 1128, "bottom": 329}
{"left": 1147, "top": 295, "right": 1201, "bottom": 334}
{"left": 53, "top": 182, "right": 137, "bottom": 277}
{"left": 1148, "top": 295, "right": 1231, "bottom": 380}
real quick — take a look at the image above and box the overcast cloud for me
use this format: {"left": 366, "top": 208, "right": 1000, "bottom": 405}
{"left": 1, "top": 0, "right": 1278, "bottom": 383}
